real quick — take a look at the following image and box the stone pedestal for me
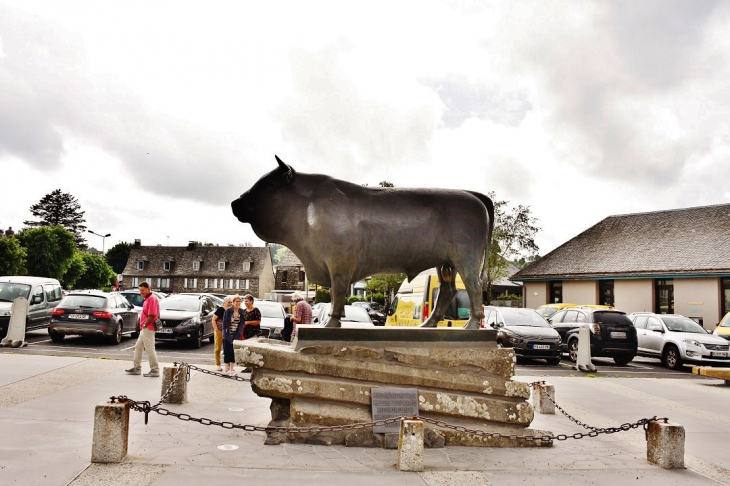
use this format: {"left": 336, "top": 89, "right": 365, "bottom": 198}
{"left": 236, "top": 328, "right": 551, "bottom": 448}
{"left": 531, "top": 383, "right": 555, "bottom": 414}
{"left": 397, "top": 420, "right": 424, "bottom": 472}
{"left": 161, "top": 366, "right": 187, "bottom": 404}
{"left": 91, "top": 401, "right": 130, "bottom": 463}
{"left": 647, "top": 420, "right": 685, "bottom": 469}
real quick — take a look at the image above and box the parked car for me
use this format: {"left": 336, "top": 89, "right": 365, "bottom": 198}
{"left": 536, "top": 303, "right": 577, "bottom": 320}
{"left": 0, "top": 276, "right": 63, "bottom": 338}
{"left": 311, "top": 302, "right": 326, "bottom": 315}
{"left": 630, "top": 313, "right": 730, "bottom": 370}
{"left": 48, "top": 291, "right": 139, "bottom": 344}
{"left": 255, "top": 300, "right": 289, "bottom": 339}
{"left": 554, "top": 309, "right": 637, "bottom": 366}
{"left": 119, "top": 289, "right": 167, "bottom": 309}
{"left": 482, "top": 306, "right": 562, "bottom": 365}
{"left": 310, "top": 304, "right": 375, "bottom": 328}
{"left": 714, "top": 312, "right": 730, "bottom": 342}
{"left": 351, "top": 301, "right": 387, "bottom": 325}
{"left": 156, "top": 294, "right": 217, "bottom": 348}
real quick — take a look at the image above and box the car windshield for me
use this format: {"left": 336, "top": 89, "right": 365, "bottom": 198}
{"left": 256, "top": 302, "right": 285, "bottom": 318}
{"left": 159, "top": 296, "right": 200, "bottom": 312}
{"left": 122, "top": 293, "right": 145, "bottom": 307}
{"left": 323, "top": 306, "right": 372, "bottom": 323}
{"left": 0, "top": 283, "right": 31, "bottom": 302}
{"left": 61, "top": 295, "right": 107, "bottom": 309}
{"left": 500, "top": 308, "right": 549, "bottom": 327}
{"left": 720, "top": 314, "right": 730, "bottom": 327}
{"left": 536, "top": 307, "right": 557, "bottom": 318}
{"left": 662, "top": 316, "right": 707, "bottom": 333}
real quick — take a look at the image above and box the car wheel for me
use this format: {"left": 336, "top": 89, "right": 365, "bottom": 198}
{"left": 109, "top": 322, "right": 122, "bottom": 345}
{"left": 568, "top": 339, "right": 579, "bottom": 362}
{"left": 50, "top": 331, "right": 65, "bottom": 343}
{"left": 497, "top": 341, "right": 503, "bottom": 348}
{"left": 663, "top": 345, "right": 683, "bottom": 370}
{"left": 191, "top": 327, "right": 203, "bottom": 349}
{"left": 131, "top": 330, "right": 139, "bottom": 339}
{"left": 546, "top": 358, "right": 561, "bottom": 365}
{"left": 613, "top": 355, "right": 633, "bottom": 366}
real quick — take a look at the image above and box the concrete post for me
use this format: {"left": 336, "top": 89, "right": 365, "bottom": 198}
{"left": 576, "top": 325, "right": 596, "bottom": 372}
{"left": 397, "top": 420, "right": 424, "bottom": 472}
{"left": 530, "top": 383, "right": 555, "bottom": 414}
{"left": 646, "top": 420, "right": 685, "bottom": 469}
{"left": 161, "top": 366, "right": 187, "bottom": 404}
{"left": 91, "top": 401, "right": 130, "bottom": 463}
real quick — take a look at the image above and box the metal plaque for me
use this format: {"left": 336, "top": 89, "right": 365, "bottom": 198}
{"left": 371, "top": 387, "right": 419, "bottom": 434}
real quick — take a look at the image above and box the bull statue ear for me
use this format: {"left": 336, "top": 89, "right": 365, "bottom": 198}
{"left": 275, "top": 155, "right": 294, "bottom": 184}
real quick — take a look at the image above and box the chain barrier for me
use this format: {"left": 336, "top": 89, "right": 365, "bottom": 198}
{"left": 109, "top": 367, "right": 668, "bottom": 443}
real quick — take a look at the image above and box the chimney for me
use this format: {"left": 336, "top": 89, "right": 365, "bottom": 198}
{"left": 187, "top": 241, "right": 197, "bottom": 250}
{"left": 133, "top": 239, "right": 141, "bottom": 248}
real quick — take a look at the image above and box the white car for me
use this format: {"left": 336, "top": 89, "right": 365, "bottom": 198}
{"left": 629, "top": 313, "right": 730, "bottom": 369}
{"left": 254, "top": 300, "right": 288, "bottom": 339}
{"left": 307, "top": 304, "right": 375, "bottom": 329}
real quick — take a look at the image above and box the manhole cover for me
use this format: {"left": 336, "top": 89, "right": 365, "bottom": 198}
{"left": 217, "top": 445, "right": 239, "bottom": 451}
{"left": 228, "top": 407, "right": 244, "bottom": 412}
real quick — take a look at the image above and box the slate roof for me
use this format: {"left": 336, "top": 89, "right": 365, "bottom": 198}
{"left": 512, "top": 204, "right": 730, "bottom": 280}
{"left": 278, "top": 249, "right": 303, "bottom": 267}
{"left": 122, "top": 245, "right": 271, "bottom": 278}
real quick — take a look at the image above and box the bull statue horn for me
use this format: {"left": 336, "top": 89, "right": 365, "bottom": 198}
{"left": 275, "top": 155, "right": 293, "bottom": 184}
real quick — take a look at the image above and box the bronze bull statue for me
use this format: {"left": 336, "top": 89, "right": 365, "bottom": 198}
{"left": 231, "top": 156, "right": 494, "bottom": 329}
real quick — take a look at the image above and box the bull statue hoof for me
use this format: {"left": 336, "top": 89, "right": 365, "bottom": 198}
{"left": 323, "top": 317, "right": 342, "bottom": 328}
{"left": 418, "top": 319, "right": 438, "bottom": 328}
{"left": 463, "top": 318, "right": 482, "bottom": 330}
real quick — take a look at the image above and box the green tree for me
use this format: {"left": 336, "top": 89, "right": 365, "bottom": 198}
{"left": 484, "top": 192, "right": 540, "bottom": 300}
{"left": 74, "top": 253, "right": 116, "bottom": 289}
{"left": 0, "top": 236, "right": 27, "bottom": 275}
{"left": 366, "top": 273, "right": 406, "bottom": 306}
{"left": 24, "top": 189, "right": 87, "bottom": 248}
{"left": 16, "top": 225, "right": 76, "bottom": 279}
{"left": 272, "top": 246, "right": 289, "bottom": 266}
{"left": 105, "top": 242, "right": 132, "bottom": 274}
{"left": 379, "top": 181, "right": 394, "bottom": 188}
{"left": 61, "top": 251, "right": 87, "bottom": 289}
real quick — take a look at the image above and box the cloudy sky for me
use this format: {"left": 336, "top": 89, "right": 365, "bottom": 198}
{"left": 1, "top": 0, "right": 729, "bottom": 257}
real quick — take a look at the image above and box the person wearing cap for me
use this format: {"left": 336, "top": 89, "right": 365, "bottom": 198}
{"left": 289, "top": 292, "right": 312, "bottom": 340}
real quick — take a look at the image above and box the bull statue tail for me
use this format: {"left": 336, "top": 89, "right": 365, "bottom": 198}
{"left": 466, "top": 191, "right": 495, "bottom": 289}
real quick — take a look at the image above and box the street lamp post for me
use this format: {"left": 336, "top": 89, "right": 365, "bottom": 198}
{"left": 88, "top": 230, "right": 111, "bottom": 255}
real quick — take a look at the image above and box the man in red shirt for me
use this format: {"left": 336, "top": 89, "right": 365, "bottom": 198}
{"left": 290, "top": 292, "right": 312, "bottom": 339}
{"left": 126, "top": 282, "right": 160, "bottom": 377}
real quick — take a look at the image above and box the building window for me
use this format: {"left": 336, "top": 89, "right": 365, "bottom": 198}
{"left": 239, "top": 279, "right": 249, "bottom": 290}
{"left": 225, "top": 279, "right": 234, "bottom": 290}
{"left": 242, "top": 261, "right": 251, "bottom": 272}
{"left": 721, "top": 278, "right": 730, "bottom": 319}
{"left": 160, "top": 278, "right": 171, "bottom": 289}
{"left": 549, "top": 281, "right": 562, "bottom": 304}
{"left": 163, "top": 261, "right": 171, "bottom": 271}
{"left": 598, "top": 280, "right": 614, "bottom": 306}
{"left": 218, "top": 262, "right": 226, "bottom": 271}
{"left": 299, "top": 270, "right": 305, "bottom": 282}
{"left": 193, "top": 261, "right": 200, "bottom": 271}
{"left": 137, "top": 261, "right": 144, "bottom": 270}
{"left": 132, "top": 277, "right": 139, "bottom": 287}
{"left": 281, "top": 270, "right": 288, "bottom": 282}
{"left": 212, "top": 278, "right": 219, "bottom": 289}
{"left": 655, "top": 279, "right": 674, "bottom": 314}
{"left": 184, "top": 278, "right": 197, "bottom": 289}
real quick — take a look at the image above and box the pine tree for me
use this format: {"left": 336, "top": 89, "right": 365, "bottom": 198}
{"left": 24, "top": 189, "right": 87, "bottom": 248}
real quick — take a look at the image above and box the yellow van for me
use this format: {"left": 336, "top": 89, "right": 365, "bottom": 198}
{"left": 385, "top": 268, "right": 471, "bottom": 327}
{"left": 535, "top": 303, "right": 577, "bottom": 320}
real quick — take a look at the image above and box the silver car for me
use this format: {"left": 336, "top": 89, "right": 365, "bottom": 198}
{"left": 254, "top": 300, "right": 288, "bottom": 339}
{"left": 309, "top": 304, "right": 375, "bottom": 328}
{"left": 629, "top": 313, "right": 730, "bottom": 369}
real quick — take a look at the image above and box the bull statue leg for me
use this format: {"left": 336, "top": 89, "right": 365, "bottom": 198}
{"left": 324, "top": 274, "right": 348, "bottom": 328}
{"left": 419, "top": 264, "right": 456, "bottom": 328}
{"left": 459, "top": 264, "right": 485, "bottom": 330}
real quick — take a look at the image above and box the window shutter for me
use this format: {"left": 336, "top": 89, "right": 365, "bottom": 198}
{"left": 204, "top": 278, "right": 209, "bottom": 288}
{"left": 213, "top": 278, "right": 218, "bottom": 289}
{"left": 183, "top": 279, "right": 188, "bottom": 288}
{"left": 236, "top": 279, "right": 240, "bottom": 290}
{"left": 193, "top": 278, "right": 198, "bottom": 288}
{"left": 245, "top": 279, "right": 250, "bottom": 289}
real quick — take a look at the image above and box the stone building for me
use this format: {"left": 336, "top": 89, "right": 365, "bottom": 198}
{"left": 121, "top": 241, "right": 275, "bottom": 298}
{"left": 512, "top": 204, "right": 730, "bottom": 330}
{"left": 275, "top": 249, "right": 306, "bottom": 291}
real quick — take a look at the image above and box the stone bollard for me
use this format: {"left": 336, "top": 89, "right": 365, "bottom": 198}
{"left": 397, "top": 420, "right": 424, "bottom": 472}
{"left": 575, "top": 325, "right": 596, "bottom": 372}
{"left": 530, "top": 383, "right": 555, "bottom": 414}
{"left": 646, "top": 420, "right": 685, "bottom": 469}
{"left": 161, "top": 365, "right": 187, "bottom": 404}
{"left": 91, "top": 400, "right": 130, "bottom": 463}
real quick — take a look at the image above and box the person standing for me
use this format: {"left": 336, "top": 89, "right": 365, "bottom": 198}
{"left": 240, "top": 294, "right": 261, "bottom": 373}
{"left": 212, "top": 296, "right": 232, "bottom": 372}
{"left": 126, "top": 281, "right": 160, "bottom": 377}
{"left": 222, "top": 295, "right": 245, "bottom": 373}
{"left": 289, "top": 292, "right": 312, "bottom": 340}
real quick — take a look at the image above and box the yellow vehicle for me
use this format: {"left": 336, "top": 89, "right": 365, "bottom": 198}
{"left": 535, "top": 303, "right": 578, "bottom": 320}
{"left": 386, "top": 268, "right": 471, "bottom": 327}
{"left": 713, "top": 312, "right": 730, "bottom": 339}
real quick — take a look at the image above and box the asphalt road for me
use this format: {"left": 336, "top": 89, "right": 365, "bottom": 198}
{"left": 0, "top": 328, "right": 715, "bottom": 379}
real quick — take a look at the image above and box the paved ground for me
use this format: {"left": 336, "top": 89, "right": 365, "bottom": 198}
{"left": 1, "top": 351, "right": 729, "bottom": 486}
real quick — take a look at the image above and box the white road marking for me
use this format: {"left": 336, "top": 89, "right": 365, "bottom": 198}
{"left": 28, "top": 339, "right": 52, "bottom": 345}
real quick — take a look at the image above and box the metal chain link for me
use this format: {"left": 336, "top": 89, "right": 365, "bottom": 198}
{"left": 108, "top": 368, "right": 668, "bottom": 442}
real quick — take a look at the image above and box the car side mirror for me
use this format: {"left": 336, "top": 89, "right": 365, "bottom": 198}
{"left": 313, "top": 316, "right": 319, "bottom": 323}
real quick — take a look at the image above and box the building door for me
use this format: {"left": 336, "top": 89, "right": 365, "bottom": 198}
{"left": 549, "top": 281, "right": 562, "bottom": 304}
{"left": 598, "top": 280, "right": 614, "bottom": 306}
{"left": 655, "top": 279, "right": 674, "bottom": 314}
{"left": 722, "top": 278, "right": 730, "bottom": 319}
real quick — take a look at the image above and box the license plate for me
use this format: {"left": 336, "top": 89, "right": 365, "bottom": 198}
{"left": 711, "top": 351, "right": 729, "bottom": 357}
{"left": 610, "top": 331, "right": 626, "bottom": 339}
{"left": 532, "top": 344, "right": 550, "bottom": 350}
{"left": 69, "top": 314, "right": 89, "bottom": 320}
{"left": 158, "top": 329, "right": 173, "bottom": 334}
